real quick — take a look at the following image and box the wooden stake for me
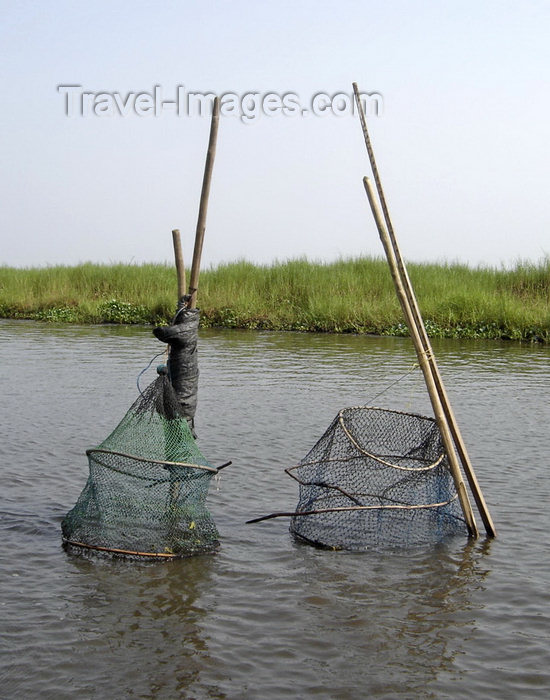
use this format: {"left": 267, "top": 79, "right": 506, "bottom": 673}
{"left": 353, "top": 83, "right": 496, "bottom": 538}
{"left": 169, "top": 229, "right": 186, "bottom": 511}
{"left": 188, "top": 96, "right": 220, "bottom": 309}
{"left": 171, "top": 229, "right": 186, "bottom": 302}
{"left": 363, "top": 177, "right": 478, "bottom": 538}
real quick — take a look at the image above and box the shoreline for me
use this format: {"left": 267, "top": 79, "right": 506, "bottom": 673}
{"left": 1, "top": 258, "right": 548, "bottom": 343}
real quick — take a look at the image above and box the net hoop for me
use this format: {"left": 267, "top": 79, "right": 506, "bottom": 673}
{"left": 62, "top": 538, "right": 219, "bottom": 559}
{"left": 86, "top": 448, "right": 218, "bottom": 473}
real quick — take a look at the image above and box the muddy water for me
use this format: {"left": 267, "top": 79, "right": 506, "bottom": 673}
{"left": 1, "top": 320, "right": 549, "bottom": 698}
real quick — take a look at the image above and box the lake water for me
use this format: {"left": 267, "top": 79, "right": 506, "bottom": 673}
{"left": 1, "top": 319, "right": 549, "bottom": 699}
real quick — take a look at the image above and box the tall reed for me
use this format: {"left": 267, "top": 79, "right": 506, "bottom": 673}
{"left": 1, "top": 258, "right": 548, "bottom": 341}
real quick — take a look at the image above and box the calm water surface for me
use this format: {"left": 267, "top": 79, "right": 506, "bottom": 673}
{"left": 1, "top": 320, "right": 549, "bottom": 699}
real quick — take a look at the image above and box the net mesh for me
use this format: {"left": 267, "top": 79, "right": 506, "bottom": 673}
{"left": 287, "top": 406, "right": 467, "bottom": 550}
{"left": 62, "top": 374, "right": 219, "bottom": 558}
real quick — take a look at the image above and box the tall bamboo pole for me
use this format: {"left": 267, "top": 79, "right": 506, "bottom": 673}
{"left": 363, "top": 177, "right": 478, "bottom": 537}
{"left": 187, "top": 96, "right": 220, "bottom": 309}
{"left": 353, "top": 83, "right": 496, "bottom": 537}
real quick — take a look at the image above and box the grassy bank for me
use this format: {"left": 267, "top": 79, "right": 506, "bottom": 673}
{"left": 1, "top": 258, "right": 549, "bottom": 342}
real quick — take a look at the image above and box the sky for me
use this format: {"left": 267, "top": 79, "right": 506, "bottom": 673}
{"left": 1, "top": 0, "right": 549, "bottom": 269}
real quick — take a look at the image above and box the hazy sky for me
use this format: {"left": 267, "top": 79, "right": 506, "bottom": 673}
{"left": 1, "top": 0, "right": 549, "bottom": 269}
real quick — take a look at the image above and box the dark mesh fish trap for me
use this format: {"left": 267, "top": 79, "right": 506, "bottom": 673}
{"left": 285, "top": 407, "right": 467, "bottom": 550}
{"left": 62, "top": 374, "right": 219, "bottom": 558}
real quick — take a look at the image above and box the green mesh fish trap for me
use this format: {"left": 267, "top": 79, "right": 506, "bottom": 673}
{"left": 62, "top": 374, "right": 220, "bottom": 559}
{"left": 248, "top": 406, "right": 468, "bottom": 549}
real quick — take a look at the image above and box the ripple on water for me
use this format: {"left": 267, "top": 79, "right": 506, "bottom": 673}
{"left": 1, "top": 321, "right": 549, "bottom": 698}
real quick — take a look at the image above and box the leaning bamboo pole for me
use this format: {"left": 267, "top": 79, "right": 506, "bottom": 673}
{"left": 353, "top": 83, "right": 496, "bottom": 538}
{"left": 363, "top": 177, "right": 478, "bottom": 537}
{"left": 187, "top": 96, "right": 220, "bottom": 309}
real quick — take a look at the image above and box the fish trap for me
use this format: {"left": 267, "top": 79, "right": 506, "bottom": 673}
{"left": 62, "top": 374, "right": 220, "bottom": 559}
{"left": 249, "top": 406, "right": 468, "bottom": 549}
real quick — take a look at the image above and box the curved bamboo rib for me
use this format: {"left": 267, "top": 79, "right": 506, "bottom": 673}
{"left": 246, "top": 496, "right": 459, "bottom": 525}
{"left": 337, "top": 413, "right": 445, "bottom": 472}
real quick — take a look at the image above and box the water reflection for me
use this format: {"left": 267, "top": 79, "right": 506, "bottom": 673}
{"left": 284, "top": 539, "right": 489, "bottom": 696}
{"left": 63, "top": 553, "right": 219, "bottom": 698}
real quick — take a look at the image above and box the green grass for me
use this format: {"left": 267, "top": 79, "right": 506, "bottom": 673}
{"left": 1, "top": 257, "right": 549, "bottom": 342}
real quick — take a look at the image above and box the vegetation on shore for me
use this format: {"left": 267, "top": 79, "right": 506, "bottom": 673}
{"left": 0, "top": 258, "right": 549, "bottom": 342}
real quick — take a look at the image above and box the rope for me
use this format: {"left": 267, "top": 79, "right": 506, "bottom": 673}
{"left": 364, "top": 362, "right": 420, "bottom": 405}
{"left": 136, "top": 350, "right": 167, "bottom": 397}
{"left": 171, "top": 294, "right": 192, "bottom": 324}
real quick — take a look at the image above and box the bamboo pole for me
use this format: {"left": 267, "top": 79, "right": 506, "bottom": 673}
{"left": 363, "top": 177, "right": 478, "bottom": 537}
{"left": 171, "top": 229, "right": 186, "bottom": 302}
{"left": 187, "top": 96, "right": 220, "bottom": 309}
{"left": 353, "top": 83, "right": 496, "bottom": 538}
{"left": 169, "top": 228, "right": 186, "bottom": 511}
